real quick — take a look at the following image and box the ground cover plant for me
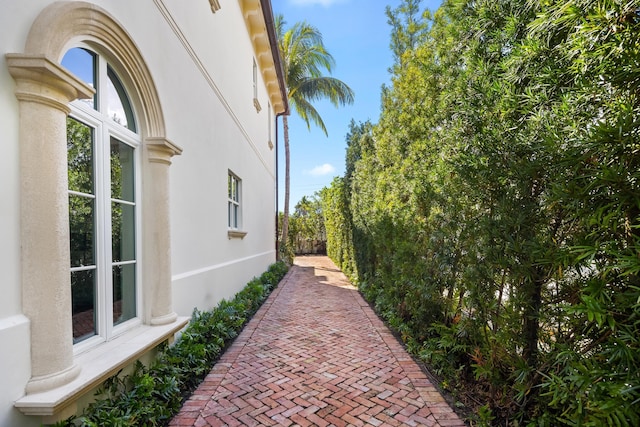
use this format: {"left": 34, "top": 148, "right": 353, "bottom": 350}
{"left": 52, "top": 261, "right": 288, "bottom": 427}
{"left": 322, "top": 0, "right": 640, "bottom": 425}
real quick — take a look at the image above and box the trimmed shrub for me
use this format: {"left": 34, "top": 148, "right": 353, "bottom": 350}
{"left": 52, "top": 261, "right": 288, "bottom": 427}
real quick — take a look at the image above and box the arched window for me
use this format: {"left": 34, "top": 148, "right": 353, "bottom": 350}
{"left": 62, "top": 47, "right": 140, "bottom": 347}
{"left": 8, "top": 3, "right": 185, "bottom": 403}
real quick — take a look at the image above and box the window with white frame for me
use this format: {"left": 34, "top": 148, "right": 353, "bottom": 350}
{"left": 228, "top": 172, "right": 241, "bottom": 230}
{"left": 253, "top": 58, "right": 261, "bottom": 112}
{"left": 63, "top": 46, "right": 140, "bottom": 346}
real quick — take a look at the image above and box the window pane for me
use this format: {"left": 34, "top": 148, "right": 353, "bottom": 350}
{"left": 112, "top": 202, "right": 135, "bottom": 263}
{"left": 234, "top": 178, "right": 239, "bottom": 202}
{"left": 107, "top": 66, "right": 136, "bottom": 132}
{"left": 228, "top": 173, "right": 241, "bottom": 229}
{"left": 110, "top": 137, "right": 135, "bottom": 202}
{"left": 228, "top": 175, "right": 239, "bottom": 202}
{"left": 69, "top": 194, "right": 95, "bottom": 268}
{"left": 113, "top": 263, "right": 136, "bottom": 326}
{"left": 67, "top": 118, "right": 94, "bottom": 195}
{"left": 232, "top": 178, "right": 237, "bottom": 201}
{"left": 233, "top": 204, "right": 239, "bottom": 228}
{"left": 71, "top": 269, "right": 96, "bottom": 343}
{"left": 61, "top": 47, "right": 96, "bottom": 109}
{"left": 228, "top": 202, "right": 239, "bottom": 229}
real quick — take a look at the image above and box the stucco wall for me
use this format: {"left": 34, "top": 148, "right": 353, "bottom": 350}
{"left": 0, "top": 0, "right": 279, "bottom": 424}
{"left": 146, "top": 0, "right": 278, "bottom": 313}
{"left": 1, "top": 2, "right": 50, "bottom": 424}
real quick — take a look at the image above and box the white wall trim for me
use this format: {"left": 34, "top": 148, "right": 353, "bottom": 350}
{"left": 0, "top": 314, "right": 30, "bottom": 332}
{"left": 172, "top": 250, "right": 275, "bottom": 282}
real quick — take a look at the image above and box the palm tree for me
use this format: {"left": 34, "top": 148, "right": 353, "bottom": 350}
{"left": 275, "top": 15, "right": 354, "bottom": 260}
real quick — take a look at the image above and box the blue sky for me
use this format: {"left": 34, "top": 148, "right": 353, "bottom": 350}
{"left": 272, "top": 0, "right": 442, "bottom": 211}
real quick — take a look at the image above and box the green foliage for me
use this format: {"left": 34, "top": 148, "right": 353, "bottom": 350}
{"left": 322, "top": 176, "right": 358, "bottom": 280}
{"left": 75, "top": 362, "right": 181, "bottom": 427}
{"left": 386, "top": 0, "right": 430, "bottom": 70}
{"left": 274, "top": 14, "right": 354, "bottom": 254}
{"left": 51, "top": 262, "right": 288, "bottom": 427}
{"left": 323, "top": 0, "right": 640, "bottom": 425}
{"left": 289, "top": 194, "right": 326, "bottom": 254}
{"left": 274, "top": 15, "right": 355, "bottom": 135}
{"left": 315, "top": 121, "right": 375, "bottom": 271}
{"left": 277, "top": 212, "right": 296, "bottom": 264}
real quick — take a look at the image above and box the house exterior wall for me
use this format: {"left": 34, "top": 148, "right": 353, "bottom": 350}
{"left": 0, "top": 1, "right": 285, "bottom": 425}
{"left": 0, "top": 4, "right": 42, "bottom": 425}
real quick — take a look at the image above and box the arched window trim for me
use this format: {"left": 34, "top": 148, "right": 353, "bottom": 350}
{"left": 7, "top": 2, "right": 187, "bottom": 420}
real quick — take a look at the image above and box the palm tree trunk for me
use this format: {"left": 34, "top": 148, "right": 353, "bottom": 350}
{"left": 281, "top": 115, "right": 291, "bottom": 255}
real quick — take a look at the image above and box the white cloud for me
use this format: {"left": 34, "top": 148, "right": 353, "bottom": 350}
{"left": 289, "top": 0, "right": 346, "bottom": 7}
{"left": 307, "top": 163, "right": 336, "bottom": 176}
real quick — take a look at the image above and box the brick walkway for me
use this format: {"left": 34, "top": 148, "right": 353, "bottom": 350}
{"left": 169, "top": 256, "right": 466, "bottom": 427}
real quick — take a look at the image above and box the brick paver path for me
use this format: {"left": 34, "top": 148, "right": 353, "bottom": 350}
{"left": 169, "top": 256, "right": 465, "bottom": 427}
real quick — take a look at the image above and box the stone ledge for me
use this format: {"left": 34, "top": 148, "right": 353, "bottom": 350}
{"left": 14, "top": 317, "right": 189, "bottom": 421}
{"left": 228, "top": 230, "right": 248, "bottom": 239}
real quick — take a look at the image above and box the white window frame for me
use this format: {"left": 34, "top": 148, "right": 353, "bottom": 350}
{"left": 228, "top": 171, "right": 241, "bottom": 230}
{"left": 67, "top": 46, "right": 142, "bottom": 354}
{"left": 253, "top": 58, "right": 261, "bottom": 112}
{"left": 227, "top": 171, "right": 247, "bottom": 239}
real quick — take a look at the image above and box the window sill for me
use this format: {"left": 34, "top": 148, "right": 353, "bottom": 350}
{"left": 228, "top": 229, "right": 247, "bottom": 239}
{"left": 14, "top": 317, "right": 189, "bottom": 421}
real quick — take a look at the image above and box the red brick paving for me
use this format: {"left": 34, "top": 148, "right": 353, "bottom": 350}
{"left": 169, "top": 256, "right": 466, "bottom": 427}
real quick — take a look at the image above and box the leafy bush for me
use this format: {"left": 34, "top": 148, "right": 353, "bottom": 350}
{"left": 51, "top": 261, "right": 288, "bottom": 427}
{"left": 322, "top": 0, "right": 640, "bottom": 425}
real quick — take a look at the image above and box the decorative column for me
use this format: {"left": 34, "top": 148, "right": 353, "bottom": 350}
{"left": 6, "top": 54, "right": 94, "bottom": 393}
{"left": 144, "top": 138, "right": 182, "bottom": 325}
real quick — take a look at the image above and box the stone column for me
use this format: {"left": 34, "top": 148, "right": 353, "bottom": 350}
{"left": 6, "top": 54, "right": 94, "bottom": 393}
{"left": 144, "top": 138, "right": 182, "bottom": 325}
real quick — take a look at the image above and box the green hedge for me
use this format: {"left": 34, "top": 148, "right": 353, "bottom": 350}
{"left": 53, "top": 261, "right": 288, "bottom": 427}
{"left": 322, "top": 1, "right": 640, "bottom": 425}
